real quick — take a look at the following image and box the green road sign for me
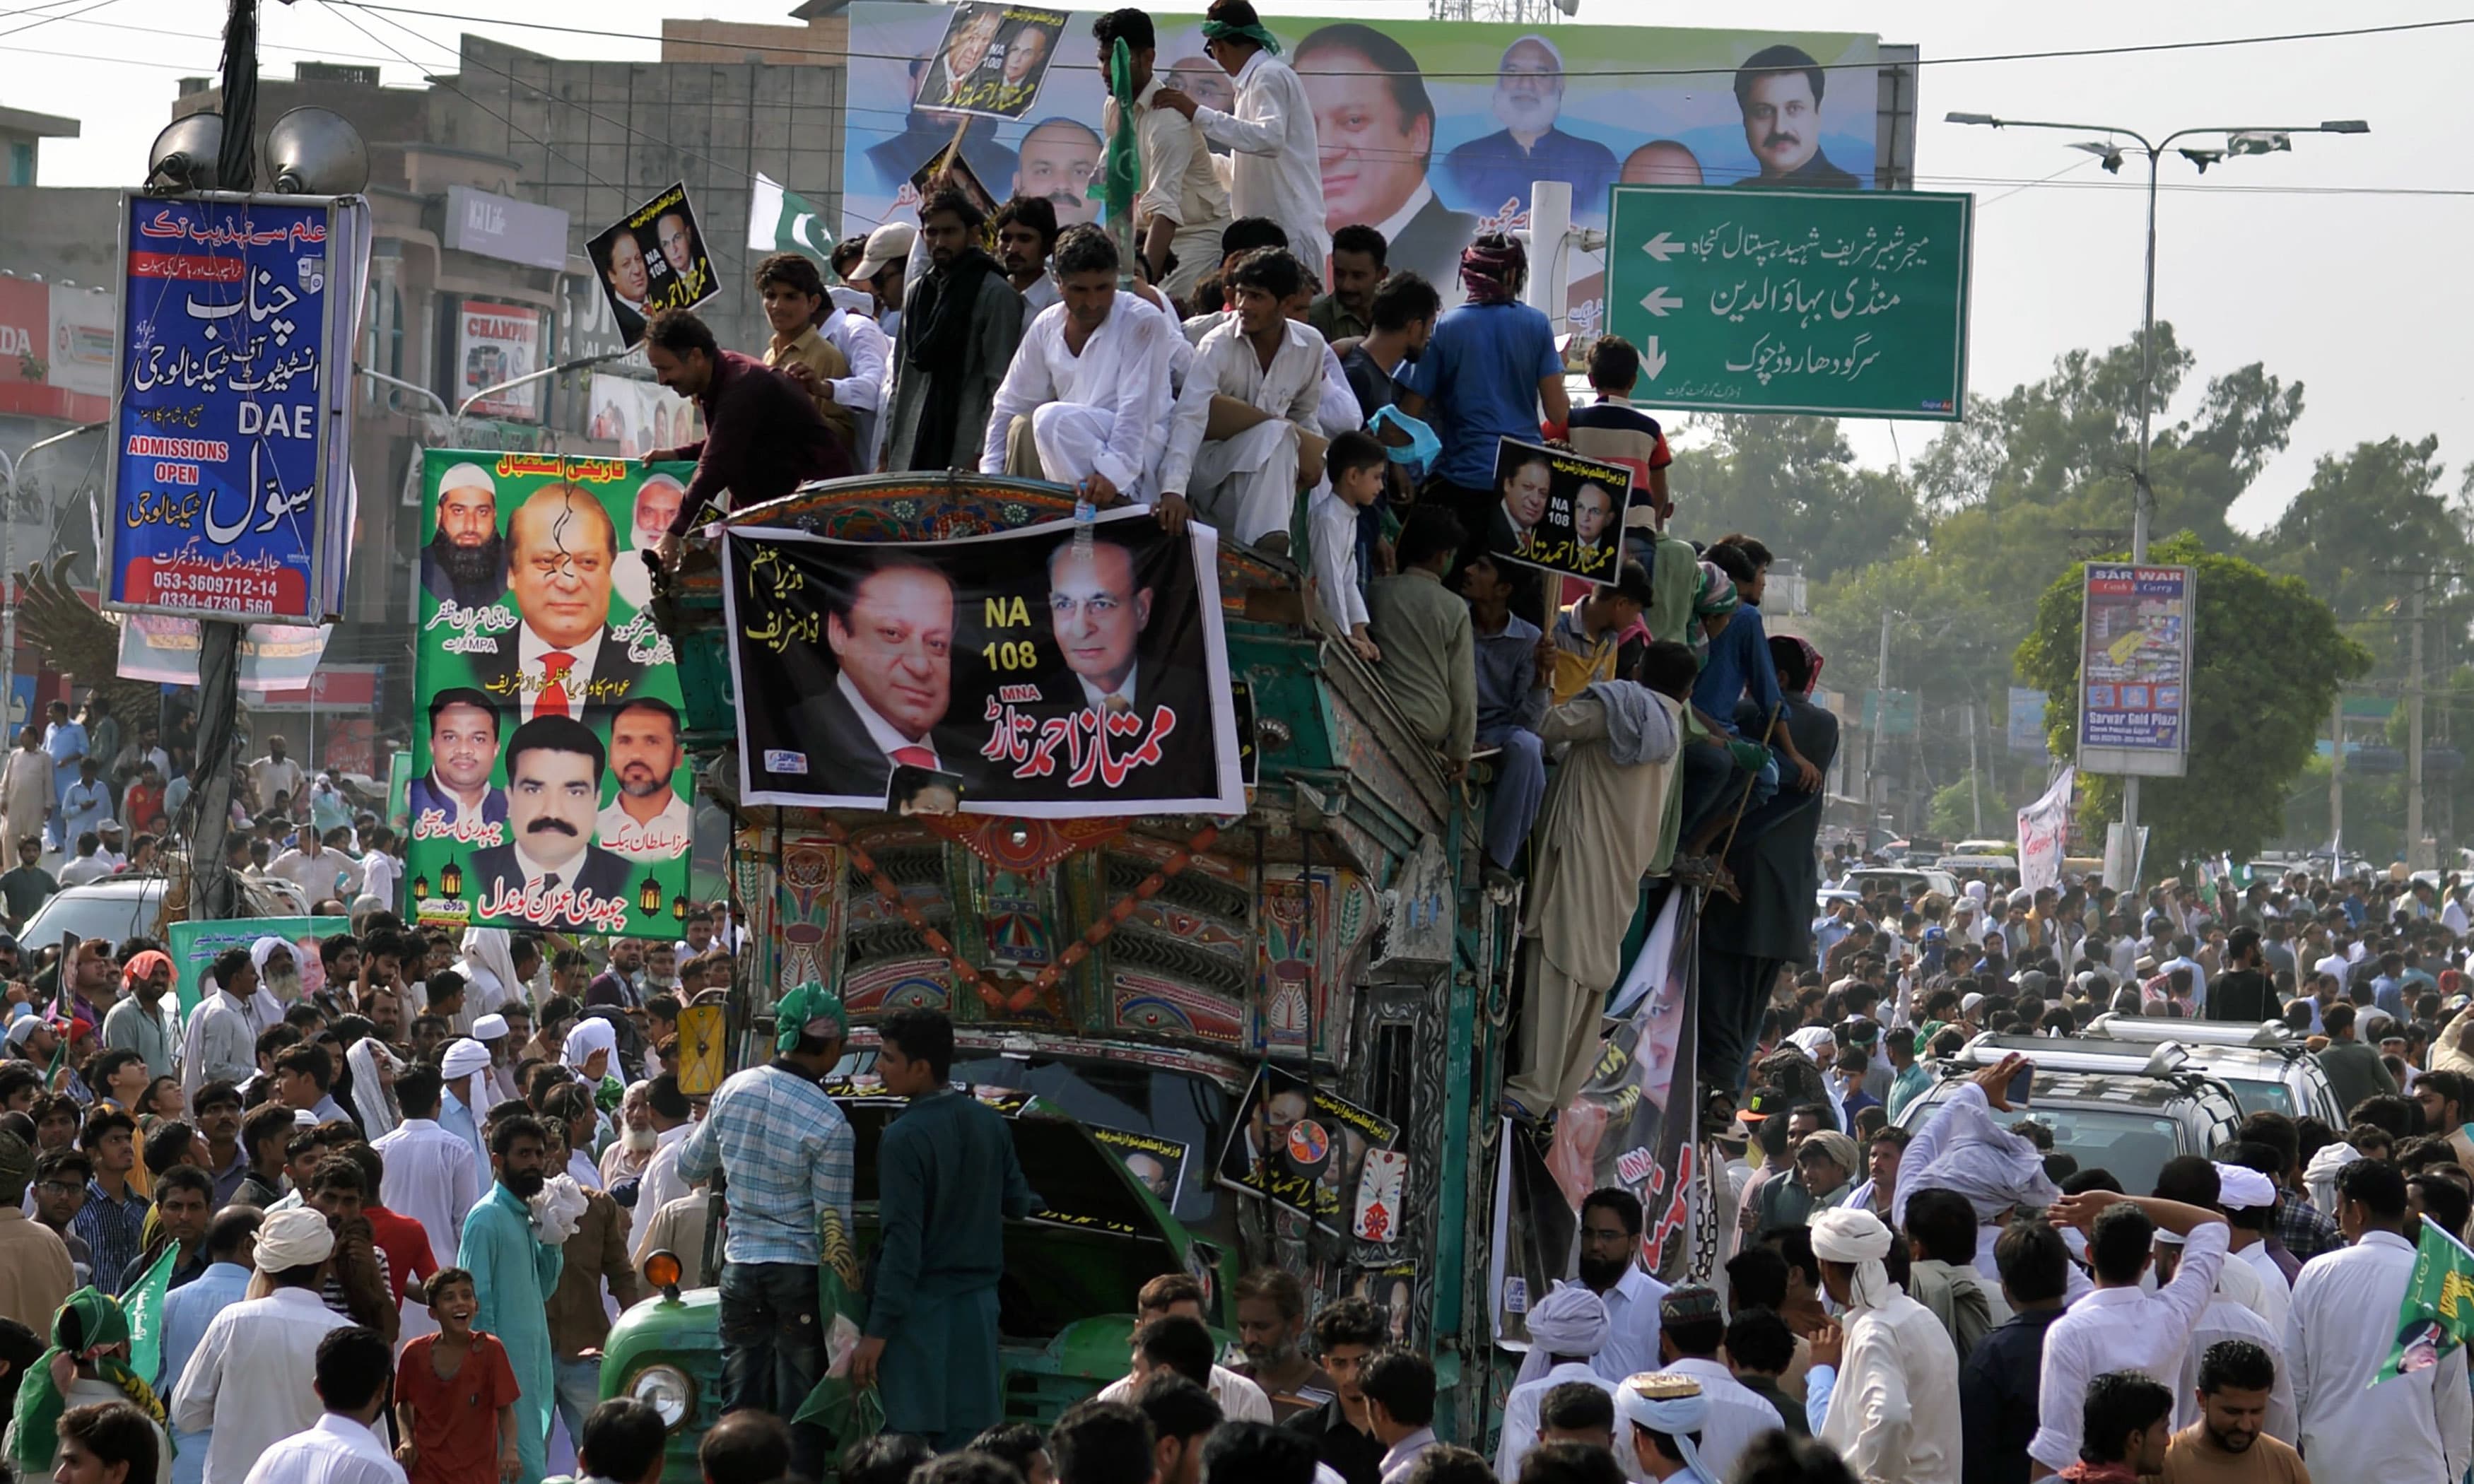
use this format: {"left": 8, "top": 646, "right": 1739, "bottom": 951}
{"left": 1603, "top": 185, "right": 1973, "bottom": 420}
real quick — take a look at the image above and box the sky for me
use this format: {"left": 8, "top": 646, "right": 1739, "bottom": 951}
{"left": 4, "top": 0, "right": 2460, "bottom": 535}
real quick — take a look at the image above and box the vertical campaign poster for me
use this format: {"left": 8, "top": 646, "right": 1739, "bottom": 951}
{"left": 915, "top": 2, "right": 1069, "bottom": 121}
{"left": 585, "top": 184, "right": 718, "bottom": 348}
{"left": 2077, "top": 563, "right": 2194, "bottom": 779}
{"left": 105, "top": 192, "right": 358, "bottom": 623}
{"left": 455, "top": 300, "right": 541, "bottom": 420}
{"left": 1488, "top": 439, "right": 1629, "bottom": 582}
{"left": 409, "top": 450, "right": 694, "bottom": 937}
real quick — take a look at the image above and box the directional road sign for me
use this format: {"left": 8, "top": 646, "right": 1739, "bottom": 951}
{"left": 1604, "top": 185, "right": 1973, "bottom": 420}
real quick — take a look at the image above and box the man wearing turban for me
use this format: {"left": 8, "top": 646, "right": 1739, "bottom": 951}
{"left": 1804, "top": 1206, "right": 1963, "bottom": 1483}
{"left": 1497, "top": 1281, "right": 1615, "bottom": 1476}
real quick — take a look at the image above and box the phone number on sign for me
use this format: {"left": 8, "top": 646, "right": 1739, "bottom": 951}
{"left": 144, "top": 572, "right": 284, "bottom": 610}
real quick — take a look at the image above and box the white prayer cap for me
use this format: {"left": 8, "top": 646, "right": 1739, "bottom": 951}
{"left": 1501, "top": 33, "right": 1564, "bottom": 70}
{"left": 2213, "top": 1163, "right": 2277, "bottom": 1211}
{"left": 439, "top": 462, "right": 494, "bottom": 496}
{"left": 472, "top": 1013, "right": 510, "bottom": 1042}
{"left": 1615, "top": 1373, "right": 1713, "bottom": 1478}
{"left": 440, "top": 1037, "right": 492, "bottom": 1078}
{"left": 1513, "top": 1281, "right": 1611, "bottom": 1386}
{"left": 255, "top": 1207, "right": 336, "bottom": 1271}
{"left": 1961, "top": 992, "right": 1986, "bottom": 1012}
{"left": 1786, "top": 1026, "right": 1836, "bottom": 1061}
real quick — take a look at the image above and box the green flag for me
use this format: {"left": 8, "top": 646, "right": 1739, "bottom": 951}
{"left": 2375, "top": 1215, "right": 2474, "bottom": 1384}
{"left": 1103, "top": 39, "right": 1142, "bottom": 249}
{"left": 747, "top": 173, "right": 838, "bottom": 269}
{"left": 122, "top": 1244, "right": 180, "bottom": 1387}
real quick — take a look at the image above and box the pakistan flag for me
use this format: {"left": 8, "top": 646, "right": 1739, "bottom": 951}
{"left": 746, "top": 173, "right": 838, "bottom": 267}
{"left": 2375, "top": 1214, "right": 2474, "bottom": 1384}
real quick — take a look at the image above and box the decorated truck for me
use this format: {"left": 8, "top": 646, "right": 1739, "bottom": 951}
{"left": 595, "top": 473, "right": 1525, "bottom": 1476}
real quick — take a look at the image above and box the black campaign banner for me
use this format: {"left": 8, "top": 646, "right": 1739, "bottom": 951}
{"left": 1489, "top": 438, "right": 1632, "bottom": 582}
{"left": 727, "top": 508, "right": 1242, "bottom": 816}
{"left": 585, "top": 182, "right": 717, "bottom": 348}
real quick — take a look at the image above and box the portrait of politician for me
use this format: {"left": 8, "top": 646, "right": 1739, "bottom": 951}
{"left": 409, "top": 686, "right": 508, "bottom": 835}
{"left": 598, "top": 230, "right": 652, "bottom": 342}
{"left": 656, "top": 212, "right": 696, "bottom": 279}
{"left": 1031, "top": 531, "right": 1215, "bottom": 800}
{"left": 1569, "top": 480, "right": 1619, "bottom": 577}
{"left": 613, "top": 473, "right": 684, "bottom": 612}
{"left": 594, "top": 696, "right": 692, "bottom": 862}
{"left": 423, "top": 462, "right": 505, "bottom": 611}
{"left": 1014, "top": 118, "right": 1103, "bottom": 229}
{"left": 471, "top": 481, "right": 648, "bottom": 723}
{"left": 467, "top": 714, "right": 637, "bottom": 914}
{"left": 780, "top": 551, "right": 962, "bottom": 802}
{"left": 917, "top": 5, "right": 1004, "bottom": 111}
{"left": 1490, "top": 447, "right": 1553, "bottom": 560}
{"left": 992, "top": 21, "right": 1052, "bottom": 113}
{"left": 1441, "top": 36, "right": 1618, "bottom": 223}
{"left": 1295, "top": 25, "right": 1477, "bottom": 292}
{"left": 1732, "top": 44, "right": 1859, "bottom": 189}
{"left": 867, "top": 54, "right": 1020, "bottom": 201}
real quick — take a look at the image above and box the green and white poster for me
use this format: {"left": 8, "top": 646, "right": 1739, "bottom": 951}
{"left": 170, "top": 915, "right": 349, "bottom": 1015}
{"left": 409, "top": 450, "right": 694, "bottom": 938}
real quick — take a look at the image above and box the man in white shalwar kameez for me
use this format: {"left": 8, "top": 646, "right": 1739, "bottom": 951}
{"left": 1506, "top": 652, "right": 1683, "bottom": 1119}
{"left": 1149, "top": 3, "right": 1328, "bottom": 278}
{"left": 2287, "top": 1158, "right": 2472, "bottom": 1483}
{"left": 1496, "top": 1281, "right": 1616, "bottom": 1478}
{"left": 1803, "top": 1206, "right": 1961, "bottom": 1484}
{"left": 1158, "top": 247, "right": 1327, "bottom": 547}
{"left": 982, "top": 227, "right": 1175, "bottom": 503}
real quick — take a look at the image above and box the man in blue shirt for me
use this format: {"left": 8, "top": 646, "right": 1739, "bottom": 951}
{"left": 1458, "top": 552, "right": 1551, "bottom": 877}
{"left": 1441, "top": 36, "right": 1618, "bottom": 223}
{"left": 1395, "top": 235, "right": 1569, "bottom": 575}
{"left": 1957, "top": 1215, "right": 2070, "bottom": 1484}
{"left": 157, "top": 1206, "right": 262, "bottom": 1484}
{"left": 40, "top": 700, "right": 86, "bottom": 850}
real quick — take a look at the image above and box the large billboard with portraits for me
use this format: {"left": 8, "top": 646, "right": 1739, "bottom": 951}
{"left": 725, "top": 508, "right": 1241, "bottom": 817}
{"left": 839, "top": 4, "right": 1877, "bottom": 332}
{"left": 409, "top": 450, "right": 693, "bottom": 937}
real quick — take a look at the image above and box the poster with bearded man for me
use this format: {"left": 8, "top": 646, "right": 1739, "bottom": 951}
{"left": 409, "top": 451, "right": 695, "bottom": 937}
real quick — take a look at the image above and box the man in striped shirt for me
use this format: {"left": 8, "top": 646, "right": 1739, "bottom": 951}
{"left": 675, "top": 982, "right": 854, "bottom": 1482}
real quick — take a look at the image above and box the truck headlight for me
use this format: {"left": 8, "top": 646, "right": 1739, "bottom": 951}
{"left": 629, "top": 1365, "right": 695, "bottom": 1430}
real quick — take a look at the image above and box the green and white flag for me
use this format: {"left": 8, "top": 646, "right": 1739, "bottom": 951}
{"left": 122, "top": 1243, "right": 180, "bottom": 1387}
{"left": 2374, "top": 1215, "right": 2474, "bottom": 1384}
{"left": 748, "top": 172, "right": 838, "bottom": 269}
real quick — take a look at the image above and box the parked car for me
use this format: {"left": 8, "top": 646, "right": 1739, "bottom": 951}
{"left": 1840, "top": 866, "right": 1962, "bottom": 902}
{"left": 18, "top": 872, "right": 308, "bottom": 953}
{"left": 2080, "top": 1013, "right": 2344, "bottom": 1125}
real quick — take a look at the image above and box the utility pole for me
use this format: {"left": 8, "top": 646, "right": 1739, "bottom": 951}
{"left": 184, "top": 0, "right": 261, "bottom": 923}
{"left": 1868, "top": 606, "right": 1894, "bottom": 842}
{"left": 1966, "top": 700, "right": 1982, "bottom": 834}
{"left": 2410, "top": 578, "right": 2427, "bottom": 867}
{"left": 2330, "top": 690, "right": 2345, "bottom": 856}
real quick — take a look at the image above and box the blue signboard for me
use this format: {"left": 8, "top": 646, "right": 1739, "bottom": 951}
{"left": 104, "top": 193, "right": 351, "bottom": 624}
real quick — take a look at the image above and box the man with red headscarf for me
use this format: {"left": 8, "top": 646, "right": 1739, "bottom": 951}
{"left": 102, "top": 950, "right": 177, "bottom": 1080}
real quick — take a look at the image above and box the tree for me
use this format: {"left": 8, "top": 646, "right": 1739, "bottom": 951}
{"left": 2015, "top": 532, "right": 2372, "bottom": 868}
{"left": 2254, "top": 434, "right": 2474, "bottom": 688}
{"left": 1928, "top": 772, "right": 2009, "bottom": 840}
{"left": 1682, "top": 416, "right": 1921, "bottom": 581}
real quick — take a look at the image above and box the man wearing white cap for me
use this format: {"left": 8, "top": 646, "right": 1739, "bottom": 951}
{"left": 471, "top": 1013, "right": 522, "bottom": 1109}
{"left": 1804, "top": 1206, "right": 1961, "bottom": 1483}
{"left": 170, "top": 1207, "right": 352, "bottom": 1484}
{"left": 423, "top": 460, "right": 505, "bottom": 611}
{"left": 437, "top": 1037, "right": 493, "bottom": 1171}
{"left": 1496, "top": 1280, "right": 1615, "bottom": 1478}
{"left": 2156, "top": 1170, "right": 2295, "bottom": 1447}
{"left": 1614, "top": 1372, "right": 1720, "bottom": 1483}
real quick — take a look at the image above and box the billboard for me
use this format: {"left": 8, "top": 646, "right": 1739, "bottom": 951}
{"left": 585, "top": 372, "right": 705, "bottom": 461}
{"left": 455, "top": 300, "right": 541, "bottom": 421}
{"left": 409, "top": 450, "right": 693, "bottom": 937}
{"left": 47, "top": 283, "right": 116, "bottom": 397}
{"left": 2077, "top": 563, "right": 2193, "bottom": 779}
{"left": 103, "top": 192, "right": 362, "bottom": 623}
{"left": 840, "top": 3, "right": 1878, "bottom": 325}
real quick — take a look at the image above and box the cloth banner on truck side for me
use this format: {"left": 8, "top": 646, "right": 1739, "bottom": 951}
{"left": 2015, "top": 765, "right": 2075, "bottom": 895}
{"left": 725, "top": 506, "right": 1243, "bottom": 817}
{"left": 407, "top": 450, "right": 693, "bottom": 938}
{"left": 1544, "top": 888, "right": 1704, "bottom": 1284}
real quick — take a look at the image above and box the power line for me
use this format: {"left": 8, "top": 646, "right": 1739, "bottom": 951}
{"left": 0, "top": 0, "right": 117, "bottom": 42}
{"left": 310, "top": 1, "right": 2474, "bottom": 78}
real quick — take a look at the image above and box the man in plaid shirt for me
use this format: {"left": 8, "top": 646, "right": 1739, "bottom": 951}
{"left": 676, "top": 981, "right": 854, "bottom": 1480}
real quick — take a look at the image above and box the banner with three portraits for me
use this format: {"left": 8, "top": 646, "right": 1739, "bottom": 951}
{"left": 409, "top": 450, "right": 696, "bottom": 937}
{"left": 725, "top": 508, "right": 1243, "bottom": 816}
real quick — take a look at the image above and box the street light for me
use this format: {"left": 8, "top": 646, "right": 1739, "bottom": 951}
{"left": 1947, "top": 111, "right": 2369, "bottom": 881}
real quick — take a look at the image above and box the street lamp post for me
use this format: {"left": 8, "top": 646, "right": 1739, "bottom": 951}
{"left": 1946, "top": 112, "right": 2368, "bottom": 881}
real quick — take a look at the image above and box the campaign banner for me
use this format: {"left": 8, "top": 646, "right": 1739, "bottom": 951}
{"left": 2016, "top": 766, "right": 2075, "bottom": 895}
{"left": 585, "top": 372, "right": 705, "bottom": 461}
{"left": 168, "top": 914, "right": 348, "bottom": 1015}
{"left": 455, "top": 300, "right": 541, "bottom": 421}
{"left": 1545, "top": 890, "right": 1701, "bottom": 1282}
{"left": 115, "top": 612, "right": 332, "bottom": 693}
{"left": 1489, "top": 438, "right": 1629, "bottom": 581}
{"left": 1090, "top": 1124, "right": 1189, "bottom": 1208}
{"left": 918, "top": 1, "right": 1069, "bottom": 121}
{"left": 105, "top": 192, "right": 355, "bottom": 623}
{"left": 409, "top": 450, "right": 693, "bottom": 938}
{"left": 585, "top": 183, "right": 718, "bottom": 348}
{"left": 2077, "top": 563, "right": 2193, "bottom": 779}
{"left": 1215, "top": 1062, "right": 1400, "bottom": 1237}
{"left": 725, "top": 507, "right": 1243, "bottom": 817}
{"left": 843, "top": 2, "right": 1877, "bottom": 320}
